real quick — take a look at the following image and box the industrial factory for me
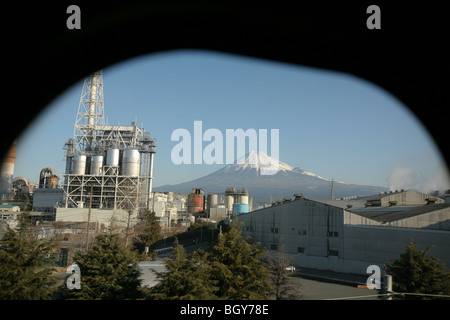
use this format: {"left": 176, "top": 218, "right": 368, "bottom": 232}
{"left": 0, "top": 71, "right": 157, "bottom": 234}
{"left": 0, "top": 70, "right": 253, "bottom": 240}
{"left": 148, "top": 187, "right": 253, "bottom": 229}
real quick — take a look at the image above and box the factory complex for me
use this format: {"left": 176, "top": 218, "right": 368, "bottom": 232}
{"left": 239, "top": 189, "right": 450, "bottom": 276}
{"left": 1, "top": 71, "right": 449, "bottom": 278}
{"left": 0, "top": 71, "right": 252, "bottom": 245}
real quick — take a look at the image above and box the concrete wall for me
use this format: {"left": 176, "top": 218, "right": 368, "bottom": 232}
{"left": 341, "top": 225, "right": 450, "bottom": 274}
{"left": 56, "top": 207, "right": 136, "bottom": 229}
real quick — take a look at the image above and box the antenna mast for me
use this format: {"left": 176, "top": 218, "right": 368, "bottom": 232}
{"left": 331, "top": 178, "right": 335, "bottom": 200}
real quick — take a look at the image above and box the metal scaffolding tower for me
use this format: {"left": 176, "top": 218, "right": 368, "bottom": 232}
{"left": 62, "top": 70, "right": 156, "bottom": 211}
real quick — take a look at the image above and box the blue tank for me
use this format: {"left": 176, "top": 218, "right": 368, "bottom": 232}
{"left": 232, "top": 203, "right": 249, "bottom": 216}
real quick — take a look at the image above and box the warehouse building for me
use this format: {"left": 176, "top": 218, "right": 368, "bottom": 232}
{"left": 238, "top": 190, "right": 450, "bottom": 276}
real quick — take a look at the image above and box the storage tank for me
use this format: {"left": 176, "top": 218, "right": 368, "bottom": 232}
{"left": 45, "top": 175, "right": 59, "bottom": 189}
{"left": 188, "top": 189, "right": 204, "bottom": 213}
{"left": 122, "top": 149, "right": 140, "bottom": 176}
{"left": 225, "top": 194, "right": 234, "bottom": 212}
{"left": 72, "top": 155, "right": 87, "bottom": 175}
{"left": 191, "top": 193, "right": 203, "bottom": 213}
{"left": 232, "top": 203, "right": 249, "bottom": 216}
{"left": 0, "top": 140, "right": 16, "bottom": 197}
{"left": 209, "top": 193, "right": 219, "bottom": 208}
{"left": 90, "top": 156, "right": 103, "bottom": 175}
{"left": 106, "top": 148, "right": 119, "bottom": 166}
{"left": 238, "top": 194, "right": 249, "bottom": 205}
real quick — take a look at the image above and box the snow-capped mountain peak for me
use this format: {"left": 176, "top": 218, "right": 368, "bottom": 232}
{"left": 223, "top": 150, "right": 293, "bottom": 174}
{"left": 292, "top": 167, "right": 329, "bottom": 181}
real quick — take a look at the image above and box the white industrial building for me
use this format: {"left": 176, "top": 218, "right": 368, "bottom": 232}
{"left": 238, "top": 190, "right": 450, "bottom": 276}
{"left": 55, "top": 207, "right": 137, "bottom": 231}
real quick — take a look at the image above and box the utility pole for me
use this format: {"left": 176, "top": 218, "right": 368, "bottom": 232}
{"left": 85, "top": 185, "right": 93, "bottom": 251}
{"left": 331, "top": 178, "right": 335, "bottom": 200}
{"left": 125, "top": 209, "right": 133, "bottom": 247}
{"left": 383, "top": 274, "right": 393, "bottom": 300}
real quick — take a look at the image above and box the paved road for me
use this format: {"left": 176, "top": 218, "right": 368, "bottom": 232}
{"left": 137, "top": 261, "right": 380, "bottom": 300}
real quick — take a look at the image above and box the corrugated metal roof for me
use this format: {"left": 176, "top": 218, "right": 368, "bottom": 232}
{"left": 348, "top": 203, "right": 450, "bottom": 223}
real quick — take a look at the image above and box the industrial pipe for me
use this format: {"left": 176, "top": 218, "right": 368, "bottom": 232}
{"left": 39, "top": 167, "right": 56, "bottom": 188}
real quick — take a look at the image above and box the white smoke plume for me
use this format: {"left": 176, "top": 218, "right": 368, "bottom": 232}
{"left": 388, "top": 160, "right": 450, "bottom": 194}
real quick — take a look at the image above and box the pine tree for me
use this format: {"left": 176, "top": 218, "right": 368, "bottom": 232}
{"left": 0, "top": 213, "right": 57, "bottom": 299}
{"left": 150, "top": 239, "right": 218, "bottom": 299}
{"left": 209, "top": 219, "right": 272, "bottom": 300}
{"left": 62, "top": 233, "right": 143, "bottom": 300}
{"left": 132, "top": 209, "right": 160, "bottom": 254}
{"left": 390, "top": 239, "right": 450, "bottom": 300}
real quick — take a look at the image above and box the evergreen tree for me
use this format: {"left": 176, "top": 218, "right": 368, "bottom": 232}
{"left": 133, "top": 209, "right": 160, "bottom": 254}
{"left": 390, "top": 239, "right": 450, "bottom": 300}
{"left": 0, "top": 213, "right": 57, "bottom": 299}
{"left": 62, "top": 233, "right": 143, "bottom": 299}
{"left": 209, "top": 219, "right": 272, "bottom": 299}
{"left": 150, "top": 239, "right": 218, "bottom": 299}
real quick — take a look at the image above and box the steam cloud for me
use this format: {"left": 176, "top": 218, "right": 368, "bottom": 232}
{"left": 388, "top": 160, "right": 450, "bottom": 194}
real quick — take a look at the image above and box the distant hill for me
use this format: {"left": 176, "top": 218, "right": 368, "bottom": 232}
{"left": 154, "top": 151, "right": 389, "bottom": 206}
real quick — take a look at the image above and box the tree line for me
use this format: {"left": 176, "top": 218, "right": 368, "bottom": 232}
{"left": 1, "top": 210, "right": 449, "bottom": 299}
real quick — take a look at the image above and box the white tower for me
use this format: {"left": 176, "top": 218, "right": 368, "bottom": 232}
{"left": 73, "top": 70, "right": 105, "bottom": 153}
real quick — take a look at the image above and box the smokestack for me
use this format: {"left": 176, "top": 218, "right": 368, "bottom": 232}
{"left": 0, "top": 140, "right": 16, "bottom": 199}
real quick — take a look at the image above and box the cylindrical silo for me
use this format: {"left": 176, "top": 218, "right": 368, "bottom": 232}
{"left": 106, "top": 149, "right": 120, "bottom": 167}
{"left": 45, "top": 175, "right": 59, "bottom": 189}
{"left": 0, "top": 140, "right": 16, "bottom": 197}
{"left": 122, "top": 149, "right": 140, "bottom": 176}
{"left": 239, "top": 194, "right": 249, "bottom": 205}
{"left": 90, "top": 156, "right": 103, "bottom": 175}
{"left": 225, "top": 194, "right": 234, "bottom": 212}
{"left": 72, "top": 155, "right": 87, "bottom": 175}
{"left": 210, "top": 193, "right": 218, "bottom": 208}
{"left": 188, "top": 191, "right": 204, "bottom": 213}
{"left": 192, "top": 193, "right": 203, "bottom": 213}
{"left": 232, "top": 203, "right": 249, "bottom": 216}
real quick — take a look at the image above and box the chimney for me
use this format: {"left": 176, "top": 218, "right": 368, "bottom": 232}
{"left": 0, "top": 140, "right": 16, "bottom": 199}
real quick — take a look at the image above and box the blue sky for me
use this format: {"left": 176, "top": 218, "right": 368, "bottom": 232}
{"left": 14, "top": 49, "right": 449, "bottom": 192}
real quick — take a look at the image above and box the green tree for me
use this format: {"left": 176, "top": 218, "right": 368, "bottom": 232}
{"left": 133, "top": 209, "right": 161, "bottom": 254}
{"left": 0, "top": 213, "right": 57, "bottom": 299}
{"left": 390, "top": 239, "right": 450, "bottom": 300}
{"left": 150, "top": 239, "right": 218, "bottom": 299}
{"left": 209, "top": 219, "right": 272, "bottom": 299}
{"left": 62, "top": 233, "right": 143, "bottom": 299}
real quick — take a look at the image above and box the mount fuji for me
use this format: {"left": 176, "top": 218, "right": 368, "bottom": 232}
{"left": 154, "top": 151, "right": 388, "bottom": 206}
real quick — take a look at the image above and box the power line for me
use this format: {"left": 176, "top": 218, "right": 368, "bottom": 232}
{"left": 325, "top": 291, "right": 450, "bottom": 300}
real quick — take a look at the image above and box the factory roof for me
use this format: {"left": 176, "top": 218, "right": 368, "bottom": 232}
{"left": 353, "top": 189, "right": 408, "bottom": 201}
{"left": 348, "top": 203, "right": 450, "bottom": 223}
{"left": 0, "top": 204, "right": 20, "bottom": 208}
